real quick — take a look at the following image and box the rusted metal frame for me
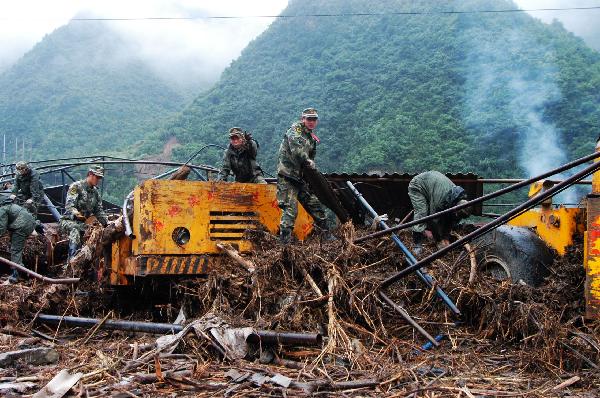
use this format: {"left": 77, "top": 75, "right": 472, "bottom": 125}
{"left": 0, "top": 257, "right": 79, "bottom": 284}
{"left": 380, "top": 160, "right": 600, "bottom": 290}
{"left": 60, "top": 170, "right": 66, "bottom": 214}
{"left": 100, "top": 156, "right": 105, "bottom": 196}
{"left": 35, "top": 314, "right": 323, "bottom": 346}
{"left": 346, "top": 181, "right": 460, "bottom": 316}
{"left": 0, "top": 160, "right": 219, "bottom": 180}
{"left": 189, "top": 167, "right": 207, "bottom": 181}
{"left": 355, "top": 150, "right": 600, "bottom": 244}
{"left": 62, "top": 170, "right": 77, "bottom": 182}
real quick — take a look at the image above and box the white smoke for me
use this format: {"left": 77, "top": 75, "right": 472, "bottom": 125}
{"left": 463, "top": 27, "right": 580, "bottom": 203}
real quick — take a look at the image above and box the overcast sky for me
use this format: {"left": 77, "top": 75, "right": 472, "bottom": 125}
{"left": 0, "top": 0, "right": 598, "bottom": 83}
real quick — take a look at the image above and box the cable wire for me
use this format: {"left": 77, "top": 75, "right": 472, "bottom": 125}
{"left": 3, "top": 6, "right": 600, "bottom": 21}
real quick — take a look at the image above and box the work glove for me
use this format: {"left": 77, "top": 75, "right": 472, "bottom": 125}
{"left": 34, "top": 223, "right": 45, "bottom": 234}
{"left": 371, "top": 214, "right": 389, "bottom": 229}
{"left": 9, "top": 194, "right": 16, "bottom": 201}
{"left": 25, "top": 198, "right": 33, "bottom": 204}
{"left": 304, "top": 159, "right": 316, "bottom": 169}
{"left": 72, "top": 211, "right": 86, "bottom": 221}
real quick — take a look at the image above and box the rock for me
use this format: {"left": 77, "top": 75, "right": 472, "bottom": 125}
{"left": 0, "top": 381, "right": 37, "bottom": 393}
{"left": 0, "top": 347, "right": 59, "bottom": 367}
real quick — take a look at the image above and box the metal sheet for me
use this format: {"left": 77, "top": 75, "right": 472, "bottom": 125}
{"left": 324, "top": 172, "right": 483, "bottom": 222}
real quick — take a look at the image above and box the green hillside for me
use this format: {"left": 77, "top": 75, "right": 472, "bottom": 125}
{"left": 0, "top": 21, "right": 192, "bottom": 162}
{"left": 146, "top": 0, "right": 600, "bottom": 180}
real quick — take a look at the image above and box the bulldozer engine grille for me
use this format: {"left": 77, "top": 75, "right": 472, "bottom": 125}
{"left": 209, "top": 211, "right": 258, "bottom": 241}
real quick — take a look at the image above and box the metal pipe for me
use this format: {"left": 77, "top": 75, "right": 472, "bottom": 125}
{"left": 43, "top": 194, "right": 61, "bottom": 222}
{"left": 122, "top": 191, "right": 134, "bottom": 238}
{"left": 479, "top": 178, "right": 592, "bottom": 184}
{"left": 246, "top": 331, "right": 322, "bottom": 346}
{"left": 355, "top": 150, "right": 600, "bottom": 244}
{"left": 0, "top": 258, "right": 79, "bottom": 284}
{"left": 378, "top": 292, "right": 438, "bottom": 346}
{"left": 380, "top": 159, "right": 600, "bottom": 290}
{"left": 35, "top": 314, "right": 323, "bottom": 346}
{"left": 346, "top": 181, "right": 460, "bottom": 316}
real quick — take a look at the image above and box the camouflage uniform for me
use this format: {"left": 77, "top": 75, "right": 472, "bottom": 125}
{"left": 218, "top": 139, "right": 266, "bottom": 183}
{"left": 0, "top": 195, "right": 35, "bottom": 282}
{"left": 60, "top": 179, "right": 108, "bottom": 254}
{"left": 276, "top": 120, "right": 330, "bottom": 241}
{"left": 12, "top": 162, "right": 44, "bottom": 217}
{"left": 408, "top": 171, "right": 466, "bottom": 242}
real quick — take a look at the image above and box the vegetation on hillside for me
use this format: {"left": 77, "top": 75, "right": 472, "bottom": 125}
{"left": 0, "top": 21, "right": 192, "bottom": 163}
{"left": 143, "top": 0, "right": 600, "bottom": 183}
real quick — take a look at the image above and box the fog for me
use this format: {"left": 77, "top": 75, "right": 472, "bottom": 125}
{"left": 1, "top": 1, "right": 598, "bottom": 88}
{"left": 0, "top": 0, "right": 288, "bottom": 88}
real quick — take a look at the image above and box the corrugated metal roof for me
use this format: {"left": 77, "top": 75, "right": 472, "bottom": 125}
{"left": 324, "top": 172, "right": 483, "bottom": 222}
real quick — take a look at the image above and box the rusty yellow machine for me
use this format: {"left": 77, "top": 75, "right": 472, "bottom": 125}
{"left": 109, "top": 180, "right": 313, "bottom": 285}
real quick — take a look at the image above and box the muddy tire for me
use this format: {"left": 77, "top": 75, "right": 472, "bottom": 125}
{"left": 473, "top": 225, "right": 555, "bottom": 286}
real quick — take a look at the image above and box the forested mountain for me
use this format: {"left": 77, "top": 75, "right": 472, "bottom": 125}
{"left": 145, "top": 0, "right": 600, "bottom": 180}
{"left": 0, "top": 21, "right": 193, "bottom": 161}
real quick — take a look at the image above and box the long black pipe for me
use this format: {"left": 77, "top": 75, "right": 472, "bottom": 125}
{"left": 380, "top": 158, "right": 600, "bottom": 289}
{"left": 354, "top": 150, "right": 600, "bottom": 244}
{"left": 35, "top": 314, "right": 322, "bottom": 346}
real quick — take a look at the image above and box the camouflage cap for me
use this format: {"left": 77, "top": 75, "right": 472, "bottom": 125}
{"left": 15, "top": 161, "right": 29, "bottom": 172}
{"left": 89, "top": 165, "right": 105, "bottom": 178}
{"left": 228, "top": 127, "right": 244, "bottom": 138}
{"left": 301, "top": 108, "right": 319, "bottom": 119}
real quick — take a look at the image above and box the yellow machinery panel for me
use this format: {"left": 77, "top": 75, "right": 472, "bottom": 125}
{"left": 110, "top": 180, "right": 314, "bottom": 285}
{"left": 508, "top": 206, "right": 584, "bottom": 256}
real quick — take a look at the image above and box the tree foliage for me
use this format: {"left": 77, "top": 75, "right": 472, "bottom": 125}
{"left": 147, "top": 0, "right": 600, "bottom": 180}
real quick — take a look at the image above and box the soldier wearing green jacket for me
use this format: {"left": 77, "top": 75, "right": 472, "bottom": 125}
{"left": 217, "top": 127, "right": 266, "bottom": 184}
{"left": 276, "top": 108, "right": 334, "bottom": 244}
{"left": 408, "top": 171, "right": 470, "bottom": 254}
{"left": 12, "top": 161, "right": 44, "bottom": 217}
{"left": 0, "top": 193, "right": 36, "bottom": 283}
{"left": 60, "top": 166, "right": 108, "bottom": 258}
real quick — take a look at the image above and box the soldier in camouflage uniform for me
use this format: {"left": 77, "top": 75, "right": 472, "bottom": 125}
{"left": 408, "top": 171, "right": 471, "bottom": 254}
{"left": 276, "top": 108, "right": 334, "bottom": 244}
{"left": 217, "top": 127, "right": 266, "bottom": 183}
{"left": 0, "top": 193, "right": 36, "bottom": 283}
{"left": 60, "top": 166, "right": 108, "bottom": 258}
{"left": 11, "top": 161, "right": 44, "bottom": 218}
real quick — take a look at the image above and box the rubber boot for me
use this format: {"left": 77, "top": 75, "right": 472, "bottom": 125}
{"left": 321, "top": 230, "right": 337, "bottom": 242}
{"left": 8, "top": 269, "right": 19, "bottom": 284}
{"left": 68, "top": 242, "right": 79, "bottom": 260}
{"left": 413, "top": 243, "right": 423, "bottom": 256}
{"left": 279, "top": 228, "right": 292, "bottom": 245}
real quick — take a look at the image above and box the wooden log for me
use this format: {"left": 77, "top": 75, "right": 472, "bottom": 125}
{"left": 552, "top": 376, "right": 581, "bottom": 391}
{"left": 216, "top": 243, "right": 255, "bottom": 273}
{"left": 169, "top": 165, "right": 191, "bottom": 180}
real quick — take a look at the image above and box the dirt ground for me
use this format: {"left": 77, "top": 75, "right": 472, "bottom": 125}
{"left": 1, "top": 224, "right": 599, "bottom": 397}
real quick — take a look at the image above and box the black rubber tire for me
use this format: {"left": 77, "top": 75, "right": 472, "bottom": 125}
{"left": 473, "top": 225, "right": 555, "bottom": 286}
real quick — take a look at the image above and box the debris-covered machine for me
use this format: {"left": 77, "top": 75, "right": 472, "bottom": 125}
{"left": 110, "top": 179, "right": 313, "bottom": 285}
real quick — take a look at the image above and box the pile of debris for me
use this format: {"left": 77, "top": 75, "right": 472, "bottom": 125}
{"left": 0, "top": 224, "right": 599, "bottom": 397}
